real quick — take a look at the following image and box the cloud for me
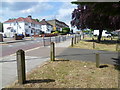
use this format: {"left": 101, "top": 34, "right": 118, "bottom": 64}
{"left": 20, "top": 2, "right": 53, "bottom": 14}
{"left": 3, "top": 0, "right": 73, "bottom": 2}
{"left": 56, "top": 2, "right": 77, "bottom": 27}
{"left": 1, "top": 1, "right": 77, "bottom": 26}
{"left": 1, "top": 2, "right": 54, "bottom": 22}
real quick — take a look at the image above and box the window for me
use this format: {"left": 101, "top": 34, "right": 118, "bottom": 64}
{"left": 31, "top": 30, "right": 33, "bottom": 33}
{"left": 25, "top": 29, "right": 28, "bottom": 32}
{"left": 14, "top": 30, "right": 16, "bottom": 32}
{"left": 11, "top": 29, "right": 13, "bottom": 32}
{"left": 25, "top": 22, "right": 28, "bottom": 26}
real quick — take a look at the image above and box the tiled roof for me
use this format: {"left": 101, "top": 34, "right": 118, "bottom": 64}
{"left": 47, "top": 19, "right": 69, "bottom": 27}
{"left": 39, "top": 19, "right": 53, "bottom": 26}
{"left": 4, "top": 17, "right": 41, "bottom": 25}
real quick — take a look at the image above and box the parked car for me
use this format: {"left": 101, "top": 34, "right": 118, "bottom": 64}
{"left": 93, "top": 30, "right": 111, "bottom": 37}
{"left": 17, "top": 34, "right": 24, "bottom": 38}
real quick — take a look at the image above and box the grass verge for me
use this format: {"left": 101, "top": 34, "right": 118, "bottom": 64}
{"left": 7, "top": 60, "right": 118, "bottom": 88}
{"left": 71, "top": 36, "right": 118, "bottom": 51}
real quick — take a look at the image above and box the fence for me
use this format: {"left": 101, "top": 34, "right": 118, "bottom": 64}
{"left": 42, "top": 35, "right": 70, "bottom": 46}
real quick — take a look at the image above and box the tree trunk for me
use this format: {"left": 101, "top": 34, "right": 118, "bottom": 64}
{"left": 97, "top": 30, "right": 103, "bottom": 43}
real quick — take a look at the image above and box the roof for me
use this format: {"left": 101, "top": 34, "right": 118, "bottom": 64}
{"left": 39, "top": 19, "right": 53, "bottom": 26}
{"left": 4, "top": 17, "right": 41, "bottom": 25}
{"left": 47, "top": 19, "right": 69, "bottom": 27}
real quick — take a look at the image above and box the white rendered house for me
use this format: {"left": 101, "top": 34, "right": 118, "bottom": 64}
{"left": 39, "top": 19, "right": 53, "bottom": 33}
{"left": 3, "top": 16, "right": 42, "bottom": 37}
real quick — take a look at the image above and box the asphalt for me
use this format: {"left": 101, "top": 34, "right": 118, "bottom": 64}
{"left": 0, "top": 37, "right": 118, "bottom": 89}
{"left": 0, "top": 37, "right": 33, "bottom": 44}
{"left": 56, "top": 48, "right": 118, "bottom": 65}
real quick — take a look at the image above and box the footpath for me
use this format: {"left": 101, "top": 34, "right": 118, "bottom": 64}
{"left": 0, "top": 37, "right": 33, "bottom": 44}
{"left": 0, "top": 38, "right": 71, "bottom": 89}
{"left": 0, "top": 37, "right": 118, "bottom": 89}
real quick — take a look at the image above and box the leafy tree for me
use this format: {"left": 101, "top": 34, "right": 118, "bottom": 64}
{"left": 0, "top": 22, "right": 3, "bottom": 32}
{"left": 62, "top": 27, "right": 70, "bottom": 34}
{"left": 34, "top": 19, "right": 40, "bottom": 22}
{"left": 71, "top": 2, "right": 120, "bottom": 42}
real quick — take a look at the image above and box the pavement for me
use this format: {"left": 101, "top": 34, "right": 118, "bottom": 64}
{"left": 0, "top": 37, "right": 118, "bottom": 89}
{"left": 56, "top": 48, "right": 118, "bottom": 65}
{"left": 0, "top": 37, "right": 33, "bottom": 44}
{"left": 0, "top": 38, "right": 71, "bottom": 89}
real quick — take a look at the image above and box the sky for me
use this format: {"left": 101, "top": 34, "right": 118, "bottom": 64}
{"left": 0, "top": 0, "right": 77, "bottom": 28}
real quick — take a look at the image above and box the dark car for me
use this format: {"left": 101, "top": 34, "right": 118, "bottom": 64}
{"left": 17, "top": 34, "right": 24, "bottom": 38}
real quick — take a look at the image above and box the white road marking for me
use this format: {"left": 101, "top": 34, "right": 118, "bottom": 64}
{"left": 8, "top": 45, "right": 13, "bottom": 47}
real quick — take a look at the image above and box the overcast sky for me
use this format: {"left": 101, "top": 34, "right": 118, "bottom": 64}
{"left": 0, "top": 0, "right": 77, "bottom": 27}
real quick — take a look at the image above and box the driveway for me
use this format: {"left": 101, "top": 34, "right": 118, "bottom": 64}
{"left": 56, "top": 48, "right": 118, "bottom": 65}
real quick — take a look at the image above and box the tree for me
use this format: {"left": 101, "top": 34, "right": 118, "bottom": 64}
{"left": 62, "top": 27, "right": 70, "bottom": 34}
{"left": 71, "top": 2, "right": 120, "bottom": 42}
{"left": 34, "top": 19, "right": 40, "bottom": 22}
{"left": 0, "top": 22, "right": 3, "bottom": 32}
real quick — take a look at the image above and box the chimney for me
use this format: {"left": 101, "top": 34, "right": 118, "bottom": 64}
{"left": 42, "top": 19, "right": 45, "bottom": 21}
{"left": 28, "top": 15, "right": 32, "bottom": 19}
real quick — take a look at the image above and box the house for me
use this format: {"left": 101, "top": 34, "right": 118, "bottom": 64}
{"left": 39, "top": 19, "right": 53, "bottom": 33}
{"left": 47, "top": 19, "right": 69, "bottom": 31}
{"left": 3, "top": 15, "right": 42, "bottom": 37}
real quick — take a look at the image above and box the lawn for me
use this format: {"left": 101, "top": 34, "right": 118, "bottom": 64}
{"left": 71, "top": 36, "right": 118, "bottom": 52}
{"left": 7, "top": 60, "right": 118, "bottom": 88}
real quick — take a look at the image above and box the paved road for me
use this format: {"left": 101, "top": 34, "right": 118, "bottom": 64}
{"left": 1, "top": 35, "right": 71, "bottom": 57}
{"left": 0, "top": 39, "right": 71, "bottom": 89}
{"left": 1, "top": 36, "right": 118, "bottom": 89}
{"left": 56, "top": 48, "right": 118, "bottom": 65}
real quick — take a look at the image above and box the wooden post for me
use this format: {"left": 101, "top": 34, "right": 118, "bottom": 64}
{"left": 77, "top": 36, "right": 79, "bottom": 43}
{"left": 16, "top": 49, "right": 26, "bottom": 84}
{"left": 74, "top": 36, "right": 76, "bottom": 44}
{"left": 96, "top": 53, "right": 100, "bottom": 68}
{"left": 80, "top": 35, "right": 81, "bottom": 40}
{"left": 111, "top": 37, "right": 112, "bottom": 41}
{"left": 14, "top": 34, "right": 17, "bottom": 40}
{"left": 116, "top": 42, "right": 118, "bottom": 51}
{"left": 55, "top": 36, "right": 57, "bottom": 43}
{"left": 71, "top": 37, "right": 74, "bottom": 47}
{"left": 59, "top": 36, "right": 60, "bottom": 42}
{"left": 65, "top": 35, "right": 67, "bottom": 41}
{"left": 63, "top": 36, "right": 65, "bottom": 41}
{"left": 50, "top": 42, "right": 55, "bottom": 61}
{"left": 93, "top": 38, "right": 95, "bottom": 49}
{"left": 0, "top": 34, "right": 3, "bottom": 42}
{"left": 62, "top": 36, "right": 64, "bottom": 41}
{"left": 43, "top": 37, "right": 45, "bottom": 46}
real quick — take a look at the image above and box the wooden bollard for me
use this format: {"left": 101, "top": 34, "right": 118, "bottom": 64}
{"left": 43, "top": 37, "right": 45, "bottom": 46}
{"left": 55, "top": 36, "right": 57, "bottom": 43}
{"left": 116, "top": 40, "right": 120, "bottom": 51}
{"left": 77, "top": 36, "right": 79, "bottom": 43}
{"left": 59, "top": 36, "right": 60, "bottom": 42}
{"left": 50, "top": 42, "right": 55, "bottom": 61}
{"left": 93, "top": 38, "right": 95, "bottom": 49}
{"left": 80, "top": 35, "right": 81, "bottom": 40}
{"left": 71, "top": 37, "right": 74, "bottom": 47}
{"left": 62, "top": 36, "right": 63, "bottom": 41}
{"left": 14, "top": 34, "right": 17, "bottom": 40}
{"left": 0, "top": 34, "right": 3, "bottom": 42}
{"left": 74, "top": 36, "right": 76, "bottom": 44}
{"left": 16, "top": 49, "right": 26, "bottom": 84}
{"left": 96, "top": 53, "right": 100, "bottom": 68}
